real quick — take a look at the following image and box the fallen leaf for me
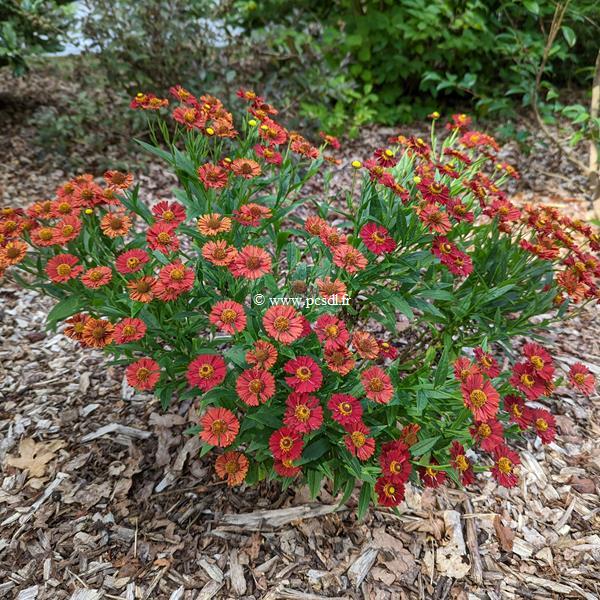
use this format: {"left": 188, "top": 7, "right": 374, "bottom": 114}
{"left": 494, "top": 515, "right": 515, "bottom": 552}
{"left": 5, "top": 437, "right": 65, "bottom": 479}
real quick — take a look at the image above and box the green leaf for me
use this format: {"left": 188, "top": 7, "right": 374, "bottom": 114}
{"left": 357, "top": 482, "right": 373, "bottom": 520}
{"left": 561, "top": 26, "right": 576, "bottom": 47}
{"left": 47, "top": 296, "right": 83, "bottom": 328}
{"left": 410, "top": 436, "right": 440, "bottom": 457}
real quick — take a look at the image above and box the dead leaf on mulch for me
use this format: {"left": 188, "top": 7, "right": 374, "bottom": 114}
{"left": 4, "top": 437, "right": 65, "bottom": 479}
{"left": 494, "top": 515, "right": 515, "bottom": 552}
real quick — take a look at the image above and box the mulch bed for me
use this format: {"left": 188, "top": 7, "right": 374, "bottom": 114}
{"left": 1, "top": 67, "right": 599, "bottom": 600}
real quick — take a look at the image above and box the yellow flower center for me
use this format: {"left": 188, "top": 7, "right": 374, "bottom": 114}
{"left": 170, "top": 268, "right": 184, "bottom": 281}
{"left": 211, "top": 419, "right": 227, "bottom": 434}
{"left": 56, "top": 264, "right": 72, "bottom": 276}
{"left": 530, "top": 356, "right": 544, "bottom": 369}
{"left": 339, "top": 402, "right": 352, "bottom": 416}
{"left": 136, "top": 367, "right": 150, "bottom": 381}
{"left": 199, "top": 364, "right": 214, "bottom": 378}
{"left": 478, "top": 423, "right": 491, "bottom": 438}
{"left": 157, "top": 232, "right": 171, "bottom": 243}
{"left": 351, "top": 431, "right": 366, "bottom": 447}
{"left": 221, "top": 309, "right": 237, "bottom": 323}
{"left": 536, "top": 418, "right": 548, "bottom": 432}
{"left": 574, "top": 373, "right": 585, "bottom": 384}
{"left": 295, "top": 366, "right": 311, "bottom": 381}
{"left": 294, "top": 405, "right": 310, "bottom": 422}
{"left": 273, "top": 316, "right": 290, "bottom": 332}
{"left": 455, "top": 455, "right": 469, "bottom": 471}
{"left": 249, "top": 379, "right": 263, "bottom": 394}
{"left": 469, "top": 389, "right": 487, "bottom": 408}
{"left": 520, "top": 373, "right": 534, "bottom": 387}
{"left": 498, "top": 457, "right": 512, "bottom": 474}
{"left": 280, "top": 436, "right": 293, "bottom": 451}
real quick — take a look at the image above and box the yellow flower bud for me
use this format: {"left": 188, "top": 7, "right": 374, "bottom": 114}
{"left": 413, "top": 176, "right": 422, "bottom": 184}
{"left": 205, "top": 127, "right": 215, "bottom": 136}
{"left": 431, "top": 111, "right": 440, "bottom": 119}
{"left": 351, "top": 160, "right": 362, "bottom": 169}
{"left": 85, "top": 208, "right": 93, "bottom": 215}
{"left": 248, "top": 119, "right": 257, "bottom": 127}
{"left": 384, "top": 149, "right": 394, "bottom": 157}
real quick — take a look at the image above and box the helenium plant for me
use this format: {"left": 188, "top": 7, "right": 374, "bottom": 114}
{"left": 1, "top": 89, "right": 597, "bottom": 515}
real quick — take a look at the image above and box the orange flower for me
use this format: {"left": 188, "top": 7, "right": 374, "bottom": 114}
{"left": 332, "top": 244, "right": 367, "bottom": 273}
{"left": 100, "top": 211, "right": 132, "bottom": 238}
{"left": 352, "top": 331, "right": 379, "bottom": 360}
{"left": 63, "top": 313, "right": 87, "bottom": 341}
{"left": 316, "top": 276, "right": 347, "bottom": 301}
{"left": 263, "top": 305, "right": 304, "bottom": 344}
{"left": 231, "top": 158, "right": 261, "bottom": 179}
{"left": 81, "top": 317, "right": 114, "bottom": 348}
{"left": 46, "top": 254, "right": 83, "bottom": 282}
{"left": 230, "top": 245, "right": 272, "bottom": 279}
{"left": 103, "top": 170, "right": 133, "bottom": 190}
{"left": 197, "top": 213, "right": 232, "bottom": 236}
{"left": 209, "top": 300, "right": 247, "bottom": 334}
{"left": 200, "top": 407, "right": 239, "bottom": 447}
{"left": 215, "top": 451, "right": 249, "bottom": 486}
{"left": 202, "top": 240, "right": 238, "bottom": 266}
{"left": 0, "top": 240, "right": 27, "bottom": 265}
{"left": 81, "top": 266, "right": 112, "bottom": 288}
{"left": 246, "top": 340, "right": 278, "bottom": 370}
{"left": 127, "top": 276, "right": 155, "bottom": 303}
{"left": 126, "top": 357, "right": 160, "bottom": 390}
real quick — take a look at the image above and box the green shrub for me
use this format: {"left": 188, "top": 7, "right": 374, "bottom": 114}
{"left": 0, "top": 0, "right": 75, "bottom": 75}
{"left": 231, "top": 0, "right": 600, "bottom": 127}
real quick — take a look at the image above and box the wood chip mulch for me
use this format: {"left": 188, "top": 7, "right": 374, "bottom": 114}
{"left": 1, "top": 67, "right": 599, "bottom": 600}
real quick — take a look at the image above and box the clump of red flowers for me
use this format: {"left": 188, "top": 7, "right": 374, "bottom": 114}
{"left": 1, "top": 87, "right": 597, "bottom": 514}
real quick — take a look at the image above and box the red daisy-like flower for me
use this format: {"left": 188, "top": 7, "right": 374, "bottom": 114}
{"left": 360, "top": 222, "right": 396, "bottom": 254}
{"left": 152, "top": 200, "right": 186, "bottom": 226}
{"left": 509, "top": 363, "right": 547, "bottom": 400}
{"left": 305, "top": 215, "right": 328, "bottom": 236}
{"left": 230, "top": 245, "right": 272, "bottom": 279}
{"left": 214, "top": 451, "right": 249, "bottom": 486}
{"left": 568, "top": 363, "right": 595, "bottom": 396}
{"left": 419, "top": 461, "right": 447, "bottom": 488}
{"left": 470, "top": 419, "right": 504, "bottom": 452}
{"left": 332, "top": 244, "right": 368, "bottom": 273}
{"left": 200, "top": 407, "right": 239, "bottom": 447}
{"left": 284, "top": 393, "right": 323, "bottom": 433}
{"left": 379, "top": 440, "right": 412, "bottom": 483}
{"left": 273, "top": 458, "right": 302, "bottom": 478}
{"left": 344, "top": 421, "right": 375, "bottom": 461}
{"left": 431, "top": 236, "right": 473, "bottom": 277}
{"left": 474, "top": 347, "right": 501, "bottom": 378}
{"left": 417, "top": 178, "right": 450, "bottom": 205}
{"left": 233, "top": 203, "right": 272, "bottom": 227}
{"left": 352, "top": 331, "right": 380, "bottom": 360}
{"left": 262, "top": 305, "right": 304, "bottom": 344}
{"left": 449, "top": 441, "right": 475, "bottom": 486}
{"left": 126, "top": 357, "right": 160, "bottom": 391}
{"left": 156, "top": 260, "right": 195, "bottom": 295}
{"left": 522, "top": 342, "right": 554, "bottom": 381}
{"left": 491, "top": 444, "right": 520, "bottom": 488}
{"left": 530, "top": 408, "right": 556, "bottom": 444}
{"left": 324, "top": 347, "right": 355, "bottom": 375}
{"left": 373, "top": 147, "right": 398, "bottom": 167}
{"left": 202, "top": 240, "right": 238, "bottom": 267}
{"left": 360, "top": 366, "right": 393, "bottom": 404}
{"left": 269, "top": 427, "right": 303, "bottom": 461}
{"left": 258, "top": 118, "right": 288, "bottom": 146}
{"left": 236, "top": 367, "right": 276, "bottom": 406}
{"left": 418, "top": 204, "right": 452, "bottom": 234}
{"left": 186, "top": 354, "right": 227, "bottom": 391}
{"left": 147, "top": 222, "right": 180, "bottom": 254}
{"left": 461, "top": 373, "right": 500, "bottom": 421}
{"left": 246, "top": 340, "right": 278, "bottom": 370}
{"left": 313, "top": 314, "right": 349, "bottom": 351}
{"left": 198, "top": 163, "right": 228, "bottom": 189}
{"left": 375, "top": 477, "right": 405, "bottom": 507}
{"left": 453, "top": 357, "right": 480, "bottom": 382}
{"left": 115, "top": 249, "right": 150, "bottom": 274}
{"left": 209, "top": 300, "right": 247, "bottom": 334}
{"left": 327, "top": 393, "right": 363, "bottom": 428}
{"left": 378, "top": 340, "right": 398, "bottom": 360}
{"left": 319, "top": 225, "right": 347, "bottom": 249}
{"left": 46, "top": 254, "right": 83, "bottom": 283}
{"left": 253, "top": 144, "right": 283, "bottom": 165}
{"left": 114, "top": 317, "right": 147, "bottom": 344}
{"left": 284, "top": 356, "right": 323, "bottom": 393}
{"left": 231, "top": 158, "right": 261, "bottom": 179}
{"left": 503, "top": 395, "right": 531, "bottom": 430}
{"left": 81, "top": 266, "right": 112, "bottom": 289}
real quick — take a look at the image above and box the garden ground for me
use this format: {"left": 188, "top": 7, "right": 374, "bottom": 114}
{"left": 1, "top": 71, "right": 599, "bottom": 600}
